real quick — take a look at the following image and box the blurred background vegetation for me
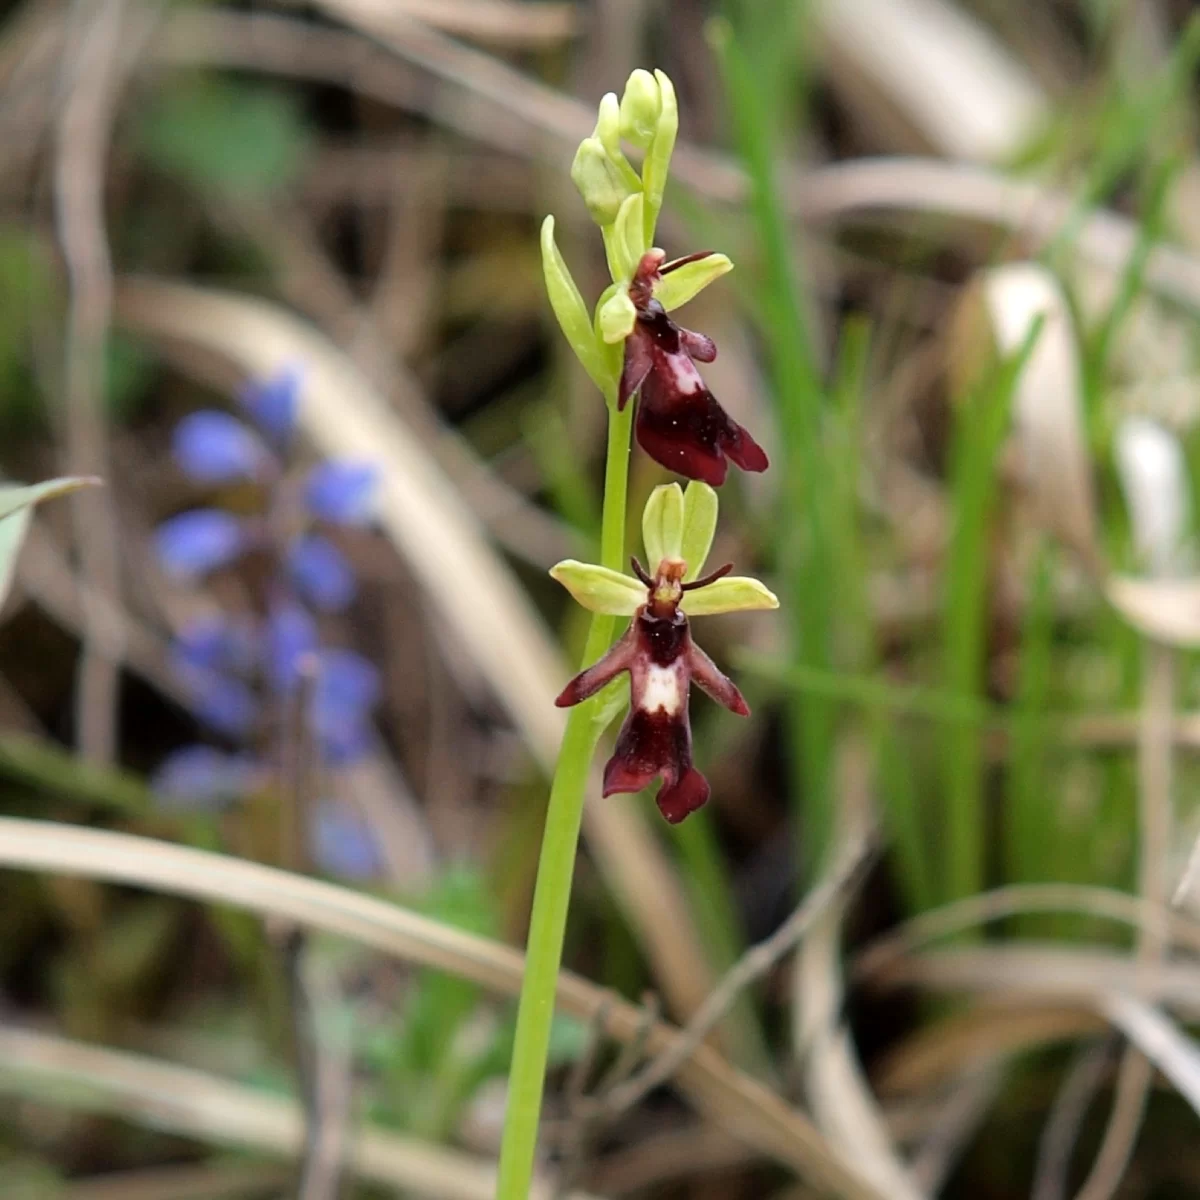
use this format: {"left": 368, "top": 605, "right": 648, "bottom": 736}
{"left": 4, "top": 0, "right": 1200, "bottom": 1197}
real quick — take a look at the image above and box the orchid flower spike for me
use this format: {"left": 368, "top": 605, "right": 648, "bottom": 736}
{"left": 542, "top": 70, "right": 769, "bottom": 485}
{"left": 551, "top": 483, "right": 777, "bottom": 823}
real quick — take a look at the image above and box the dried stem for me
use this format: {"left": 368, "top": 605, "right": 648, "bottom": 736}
{"left": 276, "top": 662, "right": 353, "bottom": 1200}
{"left": 52, "top": 0, "right": 141, "bottom": 762}
{"left": 1032, "top": 1041, "right": 1116, "bottom": 1200}
{"left": 1072, "top": 644, "right": 1174, "bottom": 1200}
{"left": 601, "top": 829, "right": 876, "bottom": 1117}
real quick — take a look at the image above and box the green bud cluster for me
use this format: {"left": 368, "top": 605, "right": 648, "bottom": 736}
{"left": 542, "top": 70, "right": 735, "bottom": 409}
{"left": 570, "top": 70, "right": 678, "bottom": 259}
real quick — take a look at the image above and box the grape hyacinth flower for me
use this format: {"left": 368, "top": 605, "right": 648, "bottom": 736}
{"left": 551, "top": 481, "right": 777, "bottom": 823}
{"left": 151, "top": 368, "right": 383, "bottom": 878}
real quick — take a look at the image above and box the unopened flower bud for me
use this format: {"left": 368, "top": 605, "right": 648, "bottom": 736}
{"left": 619, "top": 69, "right": 661, "bottom": 148}
{"left": 571, "top": 136, "right": 634, "bottom": 226}
{"left": 598, "top": 288, "right": 637, "bottom": 345}
{"left": 595, "top": 92, "right": 624, "bottom": 161}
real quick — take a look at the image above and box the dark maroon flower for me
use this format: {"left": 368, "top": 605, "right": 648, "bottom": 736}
{"left": 619, "top": 250, "right": 769, "bottom": 487}
{"left": 555, "top": 557, "right": 749, "bottom": 823}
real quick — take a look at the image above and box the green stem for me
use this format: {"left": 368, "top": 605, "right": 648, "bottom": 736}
{"left": 495, "top": 399, "right": 632, "bottom": 1199}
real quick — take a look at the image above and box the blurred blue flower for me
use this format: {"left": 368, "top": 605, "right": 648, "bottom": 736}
{"left": 315, "top": 649, "right": 380, "bottom": 715}
{"left": 242, "top": 367, "right": 301, "bottom": 446}
{"left": 315, "top": 718, "right": 373, "bottom": 766}
{"left": 172, "top": 411, "right": 270, "bottom": 484}
{"left": 153, "top": 745, "right": 255, "bottom": 809}
{"left": 305, "top": 462, "right": 378, "bottom": 526}
{"left": 155, "top": 510, "right": 248, "bottom": 579}
{"left": 310, "top": 799, "right": 382, "bottom": 879}
{"left": 175, "top": 667, "right": 260, "bottom": 739}
{"left": 156, "top": 364, "right": 384, "bottom": 843}
{"left": 288, "top": 534, "right": 356, "bottom": 612}
{"left": 174, "top": 616, "right": 259, "bottom": 675}
{"left": 310, "top": 649, "right": 380, "bottom": 764}
{"left": 264, "top": 600, "right": 318, "bottom": 694}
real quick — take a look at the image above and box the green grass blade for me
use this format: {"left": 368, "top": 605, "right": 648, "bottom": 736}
{"left": 1005, "top": 541, "right": 1057, "bottom": 917}
{"left": 712, "top": 16, "right": 838, "bottom": 879}
{"left": 940, "top": 317, "right": 1044, "bottom": 905}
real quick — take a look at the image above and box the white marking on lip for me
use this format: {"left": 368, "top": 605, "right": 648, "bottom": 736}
{"left": 641, "top": 664, "right": 682, "bottom": 715}
{"left": 665, "top": 354, "right": 703, "bottom": 395}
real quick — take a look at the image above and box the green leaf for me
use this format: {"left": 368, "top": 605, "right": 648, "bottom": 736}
{"left": 679, "top": 481, "right": 719, "bottom": 581}
{"left": 396, "top": 866, "right": 499, "bottom": 1131}
{"left": 540, "top": 217, "right": 609, "bottom": 393}
{"left": 138, "top": 78, "right": 309, "bottom": 197}
{"left": 0, "top": 226, "right": 58, "bottom": 433}
{"left": 0, "top": 477, "right": 101, "bottom": 524}
{"left": 0, "top": 477, "right": 100, "bottom": 610}
{"left": 549, "top": 560, "right": 643, "bottom": 615}
{"left": 642, "top": 483, "right": 685, "bottom": 567}
{"left": 94, "top": 902, "right": 178, "bottom": 991}
{"left": 655, "top": 253, "right": 733, "bottom": 312}
{"left": 104, "top": 331, "right": 154, "bottom": 423}
{"left": 682, "top": 575, "right": 779, "bottom": 616}
{"left": 0, "top": 226, "right": 53, "bottom": 320}
{"left": 546, "top": 1013, "right": 592, "bottom": 1066}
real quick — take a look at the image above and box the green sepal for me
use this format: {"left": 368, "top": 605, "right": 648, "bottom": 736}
{"left": 601, "top": 224, "right": 633, "bottom": 285}
{"left": 679, "top": 482, "right": 718, "bottom": 581}
{"left": 655, "top": 253, "right": 733, "bottom": 313}
{"left": 641, "top": 69, "right": 678, "bottom": 246}
{"left": 597, "top": 287, "right": 637, "bottom": 345}
{"left": 541, "top": 216, "right": 609, "bottom": 394}
{"left": 642, "top": 483, "right": 685, "bottom": 568}
{"left": 550, "top": 559, "right": 644, "bottom": 615}
{"left": 681, "top": 575, "right": 779, "bottom": 616}
{"left": 613, "top": 192, "right": 647, "bottom": 279}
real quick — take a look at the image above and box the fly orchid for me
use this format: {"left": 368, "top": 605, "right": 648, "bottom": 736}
{"left": 616, "top": 248, "right": 768, "bottom": 486}
{"left": 502, "top": 71, "right": 783, "bottom": 1196}
{"left": 551, "top": 482, "right": 777, "bottom": 823}
{"left": 541, "top": 69, "right": 769, "bottom": 486}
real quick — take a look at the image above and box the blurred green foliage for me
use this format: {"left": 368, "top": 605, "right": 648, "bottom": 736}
{"left": 136, "top": 78, "right": 309, "bottom": 198}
